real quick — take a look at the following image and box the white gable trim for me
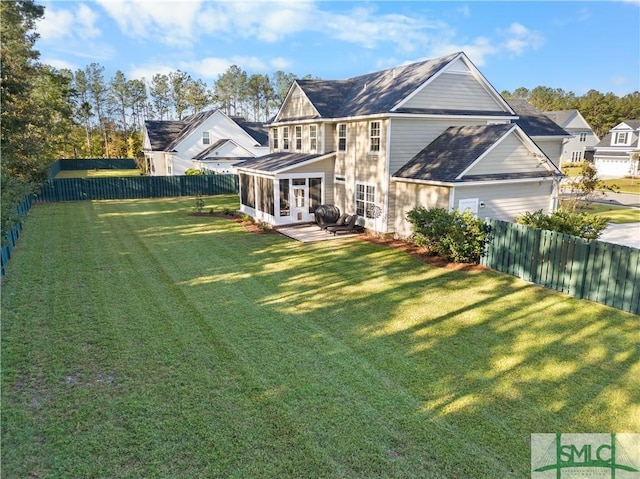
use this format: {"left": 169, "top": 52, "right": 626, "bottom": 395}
{"left": 391, "top": 52, "right": 515, "bottom": 115}
{"left": 391, "top": 176, "right": 557, "bottom": 187}
{"left": 274, "top": 82, "right": 321, "bottom": 123}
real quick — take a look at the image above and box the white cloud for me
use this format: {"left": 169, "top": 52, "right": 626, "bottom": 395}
{"left": 429, "top": 37, "right": 498, "bottom": 66}
{"left": 457, "top": 5, "right": 471, "bottom": 18}
{"left": 41, "top": 57, "right": 78, "bottom": 72}
{"left": 96, "top": 0, "right": 202, "bottom": 47}
{"left": 39, "top": 6, "right": 77, "bottom": 40}
{"left": 76, "top": 4, "right": 101, "bottom": 39}
{"left": 501, "top": 23, "right": 544, "bottom": 55}
{"left": 127, "top": 63, "right": 176, "bottom": 82}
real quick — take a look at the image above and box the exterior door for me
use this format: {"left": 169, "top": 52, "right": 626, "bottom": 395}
{"left": 291, "top": 182, "right": 308, "bottom": 222}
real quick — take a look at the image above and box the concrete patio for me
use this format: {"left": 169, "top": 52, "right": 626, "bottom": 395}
{"left": 276, "top": 224, "right": 360, "bottom": 243}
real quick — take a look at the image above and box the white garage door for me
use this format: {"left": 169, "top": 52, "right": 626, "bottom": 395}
{"left": 595, "top": 159, "right": 629, "bottom": 177}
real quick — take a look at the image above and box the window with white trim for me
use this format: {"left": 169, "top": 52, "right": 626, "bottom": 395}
{"left": 356, "top": 183, "right": 376, "bottom": 218}
{"left": 295, "top": 125, "right": 302, "bottom": 151}
{"left": 614, "top": 132, "right": 629, "bottom": 145}
{"left": 369, "top": 121, "right": 380, "bottom": 153}
{"left": 571, "top": 151, "right": 582, "bottom": 162}
{"left": 202, "top": 131, "right": 210, "bottom": 145}
{"left": 283, "top": 126, "right": 289, "bottom": 150}
{"left": 309, "top": 125, "right": 317, "bottom": 152}
{"left": 272, "top": 128, "right": 279, "bottom": 150}
{"left": 579, "top": 132, "right": 587, "bottom": 142}
{"left": 338, "top": 124, "right": 347, "bottom": 152}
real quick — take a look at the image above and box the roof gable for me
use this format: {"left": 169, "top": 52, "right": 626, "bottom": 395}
{"left": 235, "top": 152, "right": 334, "bottom": 174}
{"left": 392, "top": 124, "right": 559, "bottom": 183}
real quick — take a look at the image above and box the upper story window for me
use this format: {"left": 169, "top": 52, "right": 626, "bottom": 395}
{"left": 309, "top": 125, "right": 317, "bottom": 152}
{"left": 202, "top": 131, "right": 210, "bottom": 145}
{"left": 338, "top": 124, "right": 347, "bottom": 152}
{"left": 614, "top": 132, "right": 629, "bottom": 145}
{"left": 579, "top": 132, "right": 587, "bottom": 142}
{"left": 295, "top": 125, "right": 302, "bottom": 151}
{"left": 283, "top": 126, "right": 290, "bottom": 150}
{"left": 369, "top": 121, "right": 380, "bottom": 153}
{"left": 272, "top": 128, "right": 279, "bottom": 150}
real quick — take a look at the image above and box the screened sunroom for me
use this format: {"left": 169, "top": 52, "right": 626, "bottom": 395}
{"left": 234, "top": 152, "right": 335, "bottom": 226}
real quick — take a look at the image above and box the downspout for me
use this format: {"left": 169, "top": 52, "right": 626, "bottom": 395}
{"left": 383, "top": 118, "right": 391, "bottom": 235}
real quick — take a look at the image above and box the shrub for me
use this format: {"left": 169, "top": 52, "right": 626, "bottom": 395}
{"left": 193, "top": 195, "right": 205, "bottom": 213}
{"left": 407, "top": 207, "right": 491, "bottom": 263}
{"left": 185, "top": 168, "right": 204, "bottom": 176}
{"left": 516, "top": 209, "right": 609, "bottom": 240}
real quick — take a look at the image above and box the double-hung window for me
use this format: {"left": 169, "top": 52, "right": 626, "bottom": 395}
{"left": 309, "top": 125, "right": 317, "bottom": 152}
{"left": 295, "top": 126, "right": 302, "bottom": 151}
{"left": 283, "top": 127, "right": 290, "bottom": 150}
{"left": 337, "top": 124, "right": 347, "bottom": 152}
{"left": 355, "top": 183, "right": 376, "bottom": 218}
{"left": 273, "top": 128, "right": 279, "bottom": 150}
{"left": 202, "top": 131, "right": 210, "bottom": 145}
{"left": 369, "top": 121, "right": 380, "bottom": 153}
{"left": 614, "top": 132, "right": 629, "bottom": 145}
{"left": 579, "top": 132, "right": 587, "bottom": 142}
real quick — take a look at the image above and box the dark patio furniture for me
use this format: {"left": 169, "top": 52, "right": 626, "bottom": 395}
{"left": 320, "top": 213, "right": 348, "bottom": 230}
{"left": 326, "top": 215, "right": 364, "bottom": 235}
{"left": 314, "top": 205, "right": 341, "bottom": 227}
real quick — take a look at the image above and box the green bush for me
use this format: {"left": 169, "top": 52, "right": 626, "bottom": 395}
{"left": 516, "top": 209, "right": 609, "bottom": 240}
{"left": 407, "top": 207, "right": 491, "bottom": 263}
{"left": 185, "top": 168, "right": 204, "bottom": 176}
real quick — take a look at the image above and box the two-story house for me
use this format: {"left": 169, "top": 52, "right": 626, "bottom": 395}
{"left": 543, "top": 109, "right": 600, "bottom": 166}
{"left": 143, "top": 109, "right": 268, "bottom": 176}
{"left": 234, "top": 52, "right": 565, "bottom": 237}
{"left": 590, "top": 120, "right": 640, "bottom": 177}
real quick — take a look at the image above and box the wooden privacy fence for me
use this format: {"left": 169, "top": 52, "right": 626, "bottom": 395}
{"left": 1, "top": 195, "right": 34, "bottom": 277}
{"left": 481, "top": 219, "right": 640, "bottom": 315}
{"left": 36, "top": 175, "right": 239, "bottom": 202}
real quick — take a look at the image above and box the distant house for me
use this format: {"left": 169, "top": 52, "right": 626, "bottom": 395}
{"left": 142, "top": 110, "right": 269, "bottom": 176}
{"left": 591, "top": 120, "right": 640, "bottom": 177}
{"left": 234, "top": 52, "right": 564, "bottom": 237}
{"left": 543, "top": 109, "right": 599, "bottom": 165}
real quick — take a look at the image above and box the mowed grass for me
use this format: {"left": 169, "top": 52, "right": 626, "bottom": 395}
{"left": 55, "top": 169, "right": 142, "bottom": 178}
{"left": 2, "top": 196, "right": 638, "bottom": 478}
{"left": 561, "top": 200, "right": 640, "bottom": 223}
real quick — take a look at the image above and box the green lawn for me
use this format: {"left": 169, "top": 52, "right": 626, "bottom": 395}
{"left": 561, "top": 201, "right": 640, "bottom": 223}
{"left": 55, "top": 168, "right": 142, "bottom": 178}
{"left": 2, "top": 196, "right": 638, "bottom": 478}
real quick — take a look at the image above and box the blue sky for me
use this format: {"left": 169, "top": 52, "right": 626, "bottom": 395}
{"left": 37, "top": 1, "right": 639, "bottom": 96}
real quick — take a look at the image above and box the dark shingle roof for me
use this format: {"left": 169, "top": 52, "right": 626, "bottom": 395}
{"left": 393, "top": 124, "right": 515, "bottom": 182}
{"left": 294, "top": 52, "right": 489, "bottom": 118}
{"left": 145, "top": 120, "right": 186, "bottom": 151}
{"left": 507, "top": 100, "right": 571, "bottom": 137}
{"left": 593, "top": 120, "right": 640, "bottom": 147}
{"left": 192, "top": 139, "right": 231, "bottom": 160}
{"left": 230, "top": 116, "right": 269, "bottom": 146}
{"left": 542, "top": 109, "right": 576, "bottom": 127}
{"left": 235, "top": 152, "right": 332, "bottom": 173}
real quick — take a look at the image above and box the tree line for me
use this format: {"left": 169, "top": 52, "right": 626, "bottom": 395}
{"left": 501, "top": 86, "right": 640, "bottom": 138}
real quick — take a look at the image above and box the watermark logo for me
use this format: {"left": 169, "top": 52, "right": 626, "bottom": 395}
{"left": 531, "top": 433, "right": 640, "bottom": 478}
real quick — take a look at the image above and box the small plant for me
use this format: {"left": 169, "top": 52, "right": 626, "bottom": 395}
{"left": 193, "top": 195, "right": 205, "bottom": 213}
{"left": 208, "top": 208, "right": 214, "bottom": 214}
{"left": 223, "top": 207, "right": 234, "bottom": 216}
{"left": 257, "top": 221, "right": 271, "bottom": 232}
{"left": 241, "top": 213, "right": 251, "bottom": 222}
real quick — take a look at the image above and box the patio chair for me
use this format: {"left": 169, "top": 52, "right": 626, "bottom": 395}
{"left": 320, "top": 213, "right": 349, "bottom": 230}
{"left": 327, "top": 215, "right": 364, "bottom": 235}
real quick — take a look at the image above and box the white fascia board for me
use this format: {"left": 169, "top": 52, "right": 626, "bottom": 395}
{"left": 531, "top": 134, "right": 573, "bottom": 140}
{"left": 269, "top": 118, "right": 330, "bottom": 127}
{"left": 455, "top": 125, "right": 517, "bottom": 180}
{"left": 454, "top": 176, "right": 558, "bottom": 186}
{"left": 388, "top": 113, "right": 517, "bottom": 121}
{"left": 390, "top": 177, "right": 454, "bottom": 187}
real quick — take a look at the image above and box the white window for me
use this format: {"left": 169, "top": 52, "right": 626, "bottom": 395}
{"left": 283, "top": 127, "right": 289, "bottom": 150}
{"left": 369, "top": 121, "right": 380, "bottom": 153}
{"left": 614, "top": 132, "right": 629, "bottom": 145}
{"left": 295, "top": 125, "right": 302, "bottom": 151}
{"left": 356, "top": 183, "right": 376, "bottom": 218}
{"left": 338, "top": 124, "right": 347, "bottom": 152}
{"left": 571, "top": 151, "right": 583, "bottom": 162}
{"left": 273, "top": 128, "right": 279, "bottom": 150}
{"left": 579, "top": 132, "right": 587, "bottom": 142}
{"left": 309, "top": 125, "right": 317, "bottom": 152}
{"left": 202, "top": 131, "right": 210, "bottom": 145}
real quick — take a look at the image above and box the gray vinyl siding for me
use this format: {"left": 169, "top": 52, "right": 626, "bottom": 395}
{"left": 392, "top": 181, "right": 451, "bottom": 237}
{"left": 388, "top": 118, "right": 483, "bottom": 174}
{"left": 285, "top": 157, "right": 334, "bottom": 177}
{"left": 324, "top": 123, "right": 335, "bottom": 153}
{"left": 404, "top": 72, "right": 505, "bottom": 112}
{"left": 532, "top": 139, "right": 563, "bottom": 168}
{"left": 454, "top": 181, "right": 554, "bottom": 222}
{"left": 465, "top": 134, "right": 538, "bottom": 176}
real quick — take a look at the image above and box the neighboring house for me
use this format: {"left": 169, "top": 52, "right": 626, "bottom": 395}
{"left": 590, "top": 120, "right": 640, "bottom": 177}
{"left": 235, "top": 52, "right": 564, "bottom": 237}
{"left": 543, "top": 109, "right": 600, "bottom": 166}
{"left": 142, "top": 110, "right": 269, "bottom": 176}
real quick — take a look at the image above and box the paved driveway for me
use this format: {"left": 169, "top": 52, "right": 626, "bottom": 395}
{"left": 599, "top": 223, "right": 640, "bottom": 249}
